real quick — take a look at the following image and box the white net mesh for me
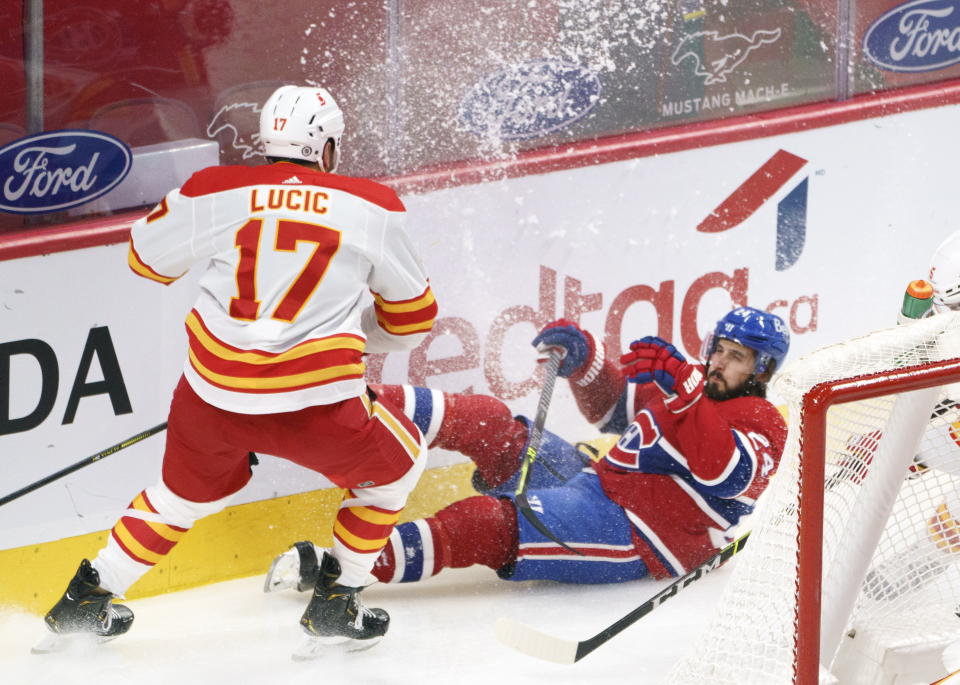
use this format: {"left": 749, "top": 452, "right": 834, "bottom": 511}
{"left": 664, "top": 312, "right": 960, "bottom": 685}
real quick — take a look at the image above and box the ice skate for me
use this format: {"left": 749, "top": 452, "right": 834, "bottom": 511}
{"left": 32, "top": 559, "right": 134, "bottom": 654}
{"left": 263, "top": 541, "right": 323, "bottom": 593}
{"left": 293, "top": 551, "right": 389, "bottom": 660}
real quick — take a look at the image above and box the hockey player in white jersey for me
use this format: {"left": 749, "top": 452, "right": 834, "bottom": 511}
{"left": 37, "top": 85, "right": 438, "bottom": 658}
{"left": 853, "top": 231, "right": 960, "bottom": 606}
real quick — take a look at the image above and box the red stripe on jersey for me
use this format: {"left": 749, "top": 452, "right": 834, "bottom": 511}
{"left": 375, "top": 303, "right": 438, "bottom": 330}
{"left": 372, "top": 286, "right": 438, "bottom": 335}
{"left": 188, "top": 332, "right": 363, "bottom": 379}
{"left": 145, "top": 197, "right": 169, "bottom": 223}
{"left": 333, "top": 505, "right": 402, "bottom": 554}
{"left": 517, "top": 544, "right": 640, "bottom": 560}
{"left": 119, "top": 516, "right": 182, "bottom": 556}
{"left": 179, "top": 163, "right": 405, "bottom": 212}
{"left": 135, "top": 490, "right": 159, "bottom": 514}
{"left": 337, "top": 510, "right": 397, "bottom": 540}
{"left": 128, "top": 239, "right": 178, "bottom": 284}
{"left": 110, "top": 527, "right": 155, "bottom": 566}
{"left": 185, "top": 310, "right": 366, "bottom": 393}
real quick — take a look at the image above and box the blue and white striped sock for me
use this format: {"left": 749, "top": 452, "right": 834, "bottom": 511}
{"left": 381, "top": 520, "right": 438, "bottom": 583}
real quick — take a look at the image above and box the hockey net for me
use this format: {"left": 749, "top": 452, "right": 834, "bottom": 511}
{"left": 665, "top": 311, "right": 960, "bottom": 685}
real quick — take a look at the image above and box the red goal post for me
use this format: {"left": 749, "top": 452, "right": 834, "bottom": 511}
{"left": 666, "top": 311, "right": 960, "bottom": 685}
{"left": 796, "top": 357, "right": 960, "bottom": 684}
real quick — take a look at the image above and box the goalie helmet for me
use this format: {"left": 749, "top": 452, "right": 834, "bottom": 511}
{"left": 929, "top": 230, "right": 960, "bottom": 311}
{"left": 702, "top": 306, "right": 790, "bottom": 376}
{"left": 259, "top": 85, "right": 344, "bottom": 170}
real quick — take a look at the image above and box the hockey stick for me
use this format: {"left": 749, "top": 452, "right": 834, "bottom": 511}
{"left": 513, "top": 348, "right": 584, "bottom": 556}
{"left": 497, "top": 411, "right": 946, "bottom": 665}
{"left": 0, "top": 422, "right": 168, "bottom": 507}
{"left": 495, "top": 531, "right": 750, "bottom": 664}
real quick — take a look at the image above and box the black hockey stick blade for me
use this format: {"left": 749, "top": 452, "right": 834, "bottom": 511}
{"left": 0, "top": 422, "right": 168, "bottom": 507}
{"left": 514, "top": 492, "right": 582, "bottom": 556}
{"left": 512, "top": 349, "right": 584, "bottom": 556}
{"left": 495, "top": 531, "right": 750, "bottom": 663}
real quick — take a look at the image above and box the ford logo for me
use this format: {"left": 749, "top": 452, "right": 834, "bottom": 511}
{"left": 0, "top": 130, "right": 132, "bottom": 214}
{"left": 863, "top": 0, "right": 960, "bottom": 72}
{"left": 459, "top": 59, "right": 601, "bottom": 141}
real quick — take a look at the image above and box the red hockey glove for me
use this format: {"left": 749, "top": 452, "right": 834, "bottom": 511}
{"left": 620, "top": 336, "right": 704, "bottom": 413}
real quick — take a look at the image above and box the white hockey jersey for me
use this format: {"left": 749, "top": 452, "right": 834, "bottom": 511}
{"left": 128, "top": 162, "right": 437, "bottom": 414}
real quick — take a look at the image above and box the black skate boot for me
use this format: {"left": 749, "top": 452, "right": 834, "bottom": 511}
{"left": 33, "top": 559, "right": 134, "bottom": 654}
{"left": 263, "top": 541, "right": 322, "bottom": 593}
{"left": 293, "top": 551, "right": 389, "bottom": 660}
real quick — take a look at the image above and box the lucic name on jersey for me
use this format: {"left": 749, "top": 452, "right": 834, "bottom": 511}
{"left": 128, "top": 162, "right": 437, "bottom": 414}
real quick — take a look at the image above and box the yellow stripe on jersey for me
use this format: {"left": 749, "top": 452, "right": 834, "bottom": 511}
{"left": 374, "top": 315, "right": 435, "bottom": 335}
{"left": 186, "top": 312, "right": 365, "bottom": 365}
{"left": 332, "top": 520, "right": 390, "bottom": 552}
{"left": 131, "top": 492, "right": 153, "bottom": 512}
{"left": 128, "top": 241, "right": 177, "bottom": 284}
{"left": 373, "top": 289, "right": 436, "bottom": 313}
{"left": 188, "top": 349, "right": 365, "bottom": 390}
{"left": 372, "top": 403, "right": 421, "bottom": 458}
{"left": 113, "top": 521, "right": 165, "bottom": 565}
{"left": 348, "top": 506, "right": 402, "bottom": 527}
{"left": 143, "top": 519, "right": 188, "bottom": 544}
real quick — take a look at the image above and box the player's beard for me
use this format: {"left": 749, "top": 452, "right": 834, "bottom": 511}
{"left": 704, "top": 366, "right": 767, "bottom": 400}
{"left": 705, "top": 371, "right": 736, "bottom": 401}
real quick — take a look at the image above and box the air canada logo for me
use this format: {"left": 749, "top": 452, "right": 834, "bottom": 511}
{"left": 863, "top": 0, "right": 960, "bottom": 72}
{"left": 672, "top": 28, "right": 782, "bottom": 85}
{"left": 459, "top": 59, "right": 601, "bottom": 141}
{"left": 697, "top": 149, "right": 808, "bottom": 271}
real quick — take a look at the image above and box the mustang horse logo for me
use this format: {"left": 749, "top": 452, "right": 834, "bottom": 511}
{"left": 672, "top": 28, "right": 782, "bottom": 85}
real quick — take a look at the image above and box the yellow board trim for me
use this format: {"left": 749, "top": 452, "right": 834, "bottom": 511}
{"left": 0, "top": 462, "right": 477, "bottom": 615}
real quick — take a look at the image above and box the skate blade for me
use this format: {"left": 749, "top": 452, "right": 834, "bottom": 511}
{"left": 263, "top": 552, "right": 300, "bottom": 593}
{"left": 291, "top": 635, "right": 382, "bottom": 661}
{"left": 31, "top": 631, "right": 114, "bottom": 655}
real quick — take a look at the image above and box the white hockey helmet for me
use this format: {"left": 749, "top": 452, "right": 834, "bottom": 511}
{"left": 929, "top": 230, "right": 960, "bottom": 311}
{"left": 259, "top": 85, "right": 344, "bottom": 169}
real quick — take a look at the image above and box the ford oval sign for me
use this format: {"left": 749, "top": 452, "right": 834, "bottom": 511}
{"left": 0, "top": 130, "right": 132, "bottom": 214}
{"left": 459, "top": 59, "right": 601, "bottom": 141}
{"left": 863, "top": 0, "right": 960, "bottom": 72}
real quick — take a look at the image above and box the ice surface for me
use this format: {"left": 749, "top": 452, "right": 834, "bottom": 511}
{"left": 0, "top": 561, "right": 733, "bottom": 685}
